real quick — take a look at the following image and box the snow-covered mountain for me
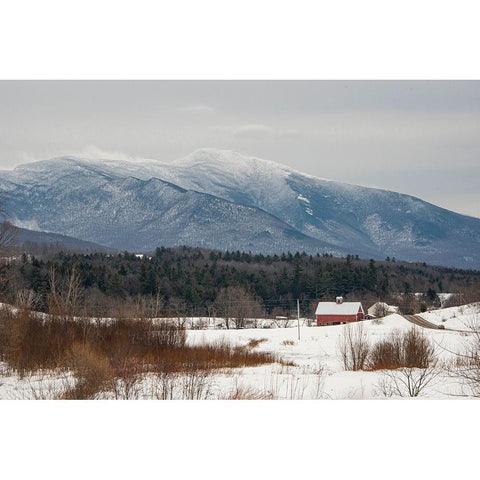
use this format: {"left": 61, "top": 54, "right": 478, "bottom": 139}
{"left": 1, "top": 148, "right": 480, "bottom": 268}
{"left": 0, "top": 156, "right": 341, "bottom": 255}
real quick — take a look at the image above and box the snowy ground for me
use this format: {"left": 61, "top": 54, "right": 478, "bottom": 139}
{"left": 1, "top": 305, "right": 479, "bottom": 399}
{"left": 186, "top": 313, "right": 473, "bottom": 399}
{"left": 421, "top": 302, "right": 480, "bottom": 331}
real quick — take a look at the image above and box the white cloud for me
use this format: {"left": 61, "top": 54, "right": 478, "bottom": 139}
{"left": 11, "top": 217, "right": 43, "bottom": 232}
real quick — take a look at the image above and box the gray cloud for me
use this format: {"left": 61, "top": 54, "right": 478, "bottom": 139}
{"left": 177, "top": 104, "right": 215, "bottom": 114}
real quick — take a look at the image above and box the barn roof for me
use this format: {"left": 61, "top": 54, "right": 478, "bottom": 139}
{"left": 315, "top": 301, "right": 363, "bottom": 316}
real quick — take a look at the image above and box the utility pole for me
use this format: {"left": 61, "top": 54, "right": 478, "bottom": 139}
{"left": 297, "top": 298, "right": 301, "bottom": 341}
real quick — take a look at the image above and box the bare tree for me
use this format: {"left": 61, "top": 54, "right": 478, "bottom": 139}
{"left": 457, "top": 285, "right": 480, "bottom": 306}
{"left": 447, "top": 314, "right": 480, "bottom": 396}
{"left": 15, "top": 288, "right": 41, "bottom": 311}
{"left": 214, "top": 287, "right": 237, "bottom": 329}
{"left": 271, "top": 307, "right": 291, "bottom": 328}
{"left": 131, "top": 293, "right": 165, "bottom": 319}
{"left": 372, "top": 302, "right": 389, "bottom": 318}
{"left": 214, "top": 286, "right": 263, "bottom": 329}
{"left": 181, "top": 363, "right": 213, "bottom": 399}
{"left": 112, "top": 359, "right": 144, "bottom": 400}
{"left": 168, "top": 296, "right": 189, "bottom": 328}
{"left": 48, "top": 265, "right": 85, "bottom": 316}
{"left": 338, "top": 322, "right": 370, "bottom": 371}
{"left": 397, "top": 293, "right": 419, "bottom": 315}
{"left": 379, "top": 364, "right": 441, "bottom": 397}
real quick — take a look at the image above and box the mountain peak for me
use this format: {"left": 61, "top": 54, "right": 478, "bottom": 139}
{"left": 175, "top": 147, "right": 289, "bottom": 172}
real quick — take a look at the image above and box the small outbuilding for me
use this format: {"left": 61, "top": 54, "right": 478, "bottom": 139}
{"left": 315, "top": 297, "right": 364, "bottom": 326}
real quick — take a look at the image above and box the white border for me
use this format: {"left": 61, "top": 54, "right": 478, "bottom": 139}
{"left": 1, "top": 0, "right": 479, "bottom": 79}
{"left": 1, "top": 1, "right": 478, "bottom": 478}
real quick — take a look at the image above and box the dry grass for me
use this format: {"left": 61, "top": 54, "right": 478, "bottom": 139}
{"left": 223, "top": 384, "right": 274, "bottom": 400}
{"left": 246, "top": 338, "right": 268, "bottom": 349}
{"left": 0, "top": 307, "right": 277, "bottom": 399}
{"left": 63, "top": 343, "right": 114, "bottom": 399}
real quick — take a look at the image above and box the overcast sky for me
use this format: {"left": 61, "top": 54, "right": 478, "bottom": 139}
{"left": 0, "top": 80, "right": 479, "bottom": 218}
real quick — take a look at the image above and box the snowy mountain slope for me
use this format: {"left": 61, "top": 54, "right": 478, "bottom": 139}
{"left": 2, "top": 148, "right": 480, "bottom": 267}
{"left": 164, "top": 150, "right": 480, "bottom": 267}
{"left": 15, "top": 225, "right": 116, "bottom": 252}
{"left": 0, "top": 164, "right": 341, "bottom": 254}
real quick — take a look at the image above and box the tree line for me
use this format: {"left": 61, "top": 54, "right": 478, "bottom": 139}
{"left": 1, "top": 245, "right": 479, "bottom": 318}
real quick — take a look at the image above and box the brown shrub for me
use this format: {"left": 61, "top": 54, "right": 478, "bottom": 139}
{"left": 0, "top": 307, "right": 43, "bottom": 376}
{"left": 368, "top": 328, "right": 436, "bottom": 371}
{"left": 368, "top": 334, "right": 402, "bottom": 370}
{"left": 64, "top": 343, "right": 113, "bottom": 399}
{"left": 149, "top": 338, "right": 276, "bottom": 372}
{"left": 0, "top": 310, "right": 277, "bottom": 399}
{"left": 246, "top": 338, "right": 268, "bottom": 349}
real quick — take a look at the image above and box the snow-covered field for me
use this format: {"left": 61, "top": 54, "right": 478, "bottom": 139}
{"left": 1, "top": 305, "right": 480, "bottom": 400}
{"left": 421, "top": 302, "right": 480, "bottom": 331}
{"left": 186, "top": 313, "right": 476, "bottom": 399}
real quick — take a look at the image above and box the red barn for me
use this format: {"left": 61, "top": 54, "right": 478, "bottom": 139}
{"left": 315, "top": 297, "right": 364, "bottom": 326}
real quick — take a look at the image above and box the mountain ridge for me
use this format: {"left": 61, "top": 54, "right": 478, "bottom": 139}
{"left": 1, "top": 165, "right": 344, "bottom": 256}
{"left": 1, "top": 148, "right": 479, "bottom": 268}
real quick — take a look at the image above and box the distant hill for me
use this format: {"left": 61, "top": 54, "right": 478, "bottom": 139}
{"left": 15, "top": 225, "right": 115, "bottom": 253}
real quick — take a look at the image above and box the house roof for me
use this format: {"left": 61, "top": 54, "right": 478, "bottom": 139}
{"left": 315, "top": 301, "right": 363, "bottom": 316}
